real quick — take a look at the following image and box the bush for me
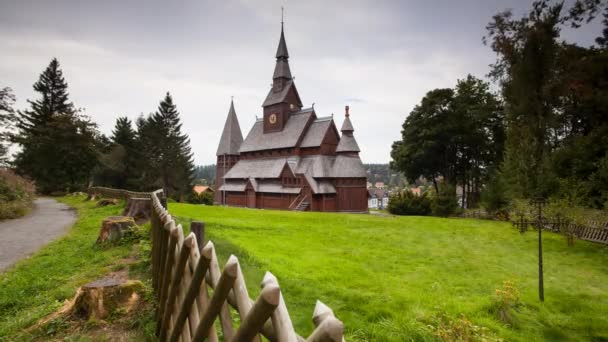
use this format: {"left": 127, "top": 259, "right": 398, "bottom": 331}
{"left": 388, "top": 190, "right": 431, "bottom": 215}
{"left": 0, "top": 169, "right": 36, "bottom": 220}
{"left": 186, "top": 191, "right": 214, "bottom": 205}
{"left": 431, "top": 183, "right": 459, "bottom": 217}
{"left": 481, "top": 175, "right": 509, "bottom": 214}
{"left": 490, "top": 280, "right": 521, "bottom": 325}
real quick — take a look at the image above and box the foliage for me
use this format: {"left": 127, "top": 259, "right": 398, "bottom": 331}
{"left": 427, "top": 312, "right": 502, "bottom": 342}
{"left": 168, "top": 203, "right": 608, "bottom": 341}
{"left": 390, "top": 75, "right": 503, "bottom": 207}
{"left": 193, "top": 164, "right": 216, "bottom": 186}
{"left": 186, "top": 190, "right": 214, "bottom": 205}
{"left": 431, "top": 183, "right": 460, "bottom": 217}
{"left": 92, "top": 117, "right": 142, "bottom": 190}
{"left": 137, "top": 92, "right": 194, "bottom": 200}
{"left": 0, "top": 169, "right": 35, "bottom": 220}
{"left": 485, "top": 0, "right": 608, "bottom": 205}
{"left": 490, "top": 281, "right": 521, "bottom": 325}
{"left": 481, "top": 172, "right": 510, "bottom": 214}
{"left": 387, "top": 190, "right": 431, "bottom": 215}
{"left": 11, "top": 58, "right": 100, "bottom": 194}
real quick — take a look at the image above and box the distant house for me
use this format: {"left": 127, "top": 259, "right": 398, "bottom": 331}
{"left": 368, "top": 189, "right": 389, "bottom": 209}
{"left": 409, "top": 187, "right": 422, "bottom": 196}
{"left": 366, "top": 181, "right": 372, "bottom": 189}
{"left": 375, "top": 182, "right": 385, "bottom": 189}
{"left": 193, "top": 185, "right": 214, "bottom": 195}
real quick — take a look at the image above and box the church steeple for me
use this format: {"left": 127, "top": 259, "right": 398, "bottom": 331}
{"left": 216, "top": 98, "right": 243, "bottom": 156}
{"left": 336, "top": 106, "right": 361, "bottom": 154}
{"left": 272, "top": 22, "right": 292, "bottom": 85}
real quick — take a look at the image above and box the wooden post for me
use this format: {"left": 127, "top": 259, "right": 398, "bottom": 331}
{"left": 169, "top": 237, "right": 211, "bottom": 342}
{"left": 261, "top": 272, "right": 298, "bottom": 342}
{"left": 190, "top": 221, "right": 205, "bottom": 252}
{"left": 192, "top": 256, "right": 239, "bottom": 341}
{"left": 160, "top": 230, "right": 191, "bottom": 342}
{"left": 231, "top": 284, "right": 281, "bottom": 342}
{"left": 307, "top": 301, "right": 344, "bottom": 342}
{"left": 204, "top": 242, "right": 235, "bottom": 341}
{"left": 232, "top": 258, "right": 261, "bottom": 342}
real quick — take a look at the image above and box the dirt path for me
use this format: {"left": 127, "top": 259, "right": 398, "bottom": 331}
{"left": 0, "top": 197, "right": 76, "bottom": 272}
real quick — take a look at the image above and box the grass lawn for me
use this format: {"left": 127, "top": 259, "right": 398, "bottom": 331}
{"left": 169, "top": 203, "right": 608, "bottom": 341}
{"left": 0, "top": 196, "right": 152, "bottom": 341}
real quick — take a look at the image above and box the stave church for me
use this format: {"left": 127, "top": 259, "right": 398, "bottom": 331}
{"left": 214, "top": 21, "right": 368, "bottom": 212}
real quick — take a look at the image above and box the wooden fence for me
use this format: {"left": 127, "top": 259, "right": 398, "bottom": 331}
{"left": 88, "top": 186, "right": 156, "bottom": 200}
{"left": 145, "top": 188, "right": 344, "bottom": 342}
{"left": 539, "top": 219, "right": 608, "bottom": 245}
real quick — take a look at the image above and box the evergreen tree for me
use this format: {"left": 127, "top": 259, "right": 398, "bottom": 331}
{"left": 12, "top": 58, "right": 99, "bottom": 193}
{"left": 139, "top": 92, "right": 194, "bottom": 199}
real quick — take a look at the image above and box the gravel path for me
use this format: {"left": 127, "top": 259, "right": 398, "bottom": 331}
{"left": 0, "top": 198, "right": 76, "bottom": 272}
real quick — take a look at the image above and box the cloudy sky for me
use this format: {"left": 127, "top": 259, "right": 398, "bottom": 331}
{"left": 0, "top": 0, "right": 602, "bottom": 165}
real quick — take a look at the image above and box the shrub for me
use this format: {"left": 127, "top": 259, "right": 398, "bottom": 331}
{"left": 427, "top": 312, "right": 502, "bottom": 342}
{"left": 388, "top": 190, "right": 431, "bottom": 215}
{"left": 431, "top": 183, "right": 459, "bottom": 217}
{"left": 0, "top": 169, "right": 36, "bottom": 220}
{"left": 490, "top": 280, "right": 521, "bottom": 325}
{"left": 186, "top": 191, "right": 214, "bottom": 205}
{"left": 481, "top": 175, "right": 510, "bottom": 214}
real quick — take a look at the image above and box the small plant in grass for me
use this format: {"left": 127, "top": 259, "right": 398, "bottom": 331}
{"left": 490, "top": 280, "right": 521, "bottom": 325}
{"left": 427, "top": 312, "right": 501, "bottom": 342}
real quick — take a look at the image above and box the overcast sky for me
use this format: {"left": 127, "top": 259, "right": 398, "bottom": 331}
{"left": 0, "top": 0, "right": 602, "bottom": 165}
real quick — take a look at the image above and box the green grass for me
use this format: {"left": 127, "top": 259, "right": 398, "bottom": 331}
{"left": 169, "top": 203, "right": 608, "bottom": 341}
{"left": 0, "top": 197, "right": 134, "bottom": 340}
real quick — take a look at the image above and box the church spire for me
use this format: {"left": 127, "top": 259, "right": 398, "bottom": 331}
{"left": 273, "top": 13, "right": 292, "bottom": 81}
{"left": 336, "top": 105, "right": 361, "bottom": 154}
{"left": 216, "top": 98, "right": 243, "bottom": 156}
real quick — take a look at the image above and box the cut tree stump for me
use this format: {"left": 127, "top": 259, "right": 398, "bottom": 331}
{"left": 122, "top": 197, "right": 152, "bottom": 224}
{"left": 70, "top": 277, "right": 144, "bottom": 320}
{"left": 97, "top": 216, "right": 136, "bottom": 243}
{"left": 96, "top": 198, "right": 118, "bottom": 207}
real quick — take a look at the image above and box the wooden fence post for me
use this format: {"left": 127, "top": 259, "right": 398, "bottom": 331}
{"left": 190, "top": 221, "right": 205, "bottom": 252}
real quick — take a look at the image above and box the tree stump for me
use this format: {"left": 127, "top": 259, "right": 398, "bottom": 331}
{"left": 122, "top": 197, "right": 152, "bottom": 224}
{"left": 96, "top": 198, "right": 118, "bottom": 207}
{"left": 97, "top": 216, "right": 136, "bottom": 243}
{"left": 70, "top": 278, "right": 144, "bottom": 320}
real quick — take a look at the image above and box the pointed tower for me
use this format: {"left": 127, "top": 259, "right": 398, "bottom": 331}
{"left": 262, "top": 20, "right": 303, "bottom": 134}
{"left": 336, "top": 105, "right": 361, "bottom": 156}
{"left": 215, "top": 99, "right": 243, "bottom": 204}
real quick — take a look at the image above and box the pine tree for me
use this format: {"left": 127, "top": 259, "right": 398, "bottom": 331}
{"left": 139, "top": 92, "right": 194, "bottom": 199}
{"left": 12, "top": 58, "right": 99, "bottom": 193}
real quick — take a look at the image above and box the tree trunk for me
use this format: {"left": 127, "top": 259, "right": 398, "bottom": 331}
{"left": 97, "top": 216, "right": 136, "bottom": 243}
{"left": 70, "top": 278, "right": 144, "bottom": 320}
{"left": 122, "top": 197, "right": 152, "bottom": 224}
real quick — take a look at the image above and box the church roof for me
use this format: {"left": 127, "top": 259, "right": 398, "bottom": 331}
{"left": 273, "top": 59, "right": 292, "bottom": 79}
{"left": 262, "top": 79, "right": 301, "bottom": 107}
{"left": 341, "top": 116, "right": 354, "bottom": 132}
{"left": 276, "top": 24, "right": 289, "bottom": 58}
{"left": 300, "top": 117, "right": 333, "bottom": 148}
{"left": 224, "top": 154, "right": 366, "bottom": 181}
{"left": 239, "top": 108, "right": 313, "bottom": 152}
{"left": 336, "top": 134, "right": 361, "bottom": 153}
{"left": 216, "top": 100, "right": 243, "bottom": 156}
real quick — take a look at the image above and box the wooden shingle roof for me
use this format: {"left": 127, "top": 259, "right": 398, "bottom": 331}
{"left": 216, "top": 100, "right": 243, "bottom": 156}
{"left": 239, "top": 108, "right": 313, "bottom": 153}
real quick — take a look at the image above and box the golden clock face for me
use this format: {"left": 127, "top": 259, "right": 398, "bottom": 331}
{"left": 269, "top": 113, "right": 277, "bottom": 124}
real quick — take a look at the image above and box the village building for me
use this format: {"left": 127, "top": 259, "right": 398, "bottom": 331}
{"left": 368, "top": 189, "right": 389, "bottom": 210}
{"left": 192, "top": 185, "right": 214, "bottom": 195}
{"left": 214, "top": 22, "right": 367, "bottom": 212}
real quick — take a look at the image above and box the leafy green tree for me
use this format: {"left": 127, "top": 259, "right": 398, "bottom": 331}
{"left": 138, "top": 92, "right": 194, "bottom": 199}
{"left": 12, "top": 58, "right": 99, "bottom": 193}
{"left": 391, "top": 76, "right": 503, "bottom": 206}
